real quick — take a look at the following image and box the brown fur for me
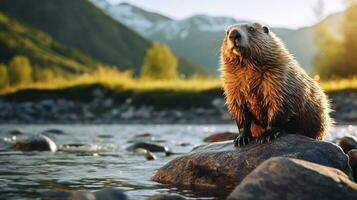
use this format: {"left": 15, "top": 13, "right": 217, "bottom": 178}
{"left": 220, "top": 22, "right": 332, "bottom": 140}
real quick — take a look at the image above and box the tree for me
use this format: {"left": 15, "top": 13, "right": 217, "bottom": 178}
{"left": 140, "top": 43, "right": 178, "bottom": 80}
{"left": 0, "top": 64, "right": 9, "bottom": 88}
{"left": 313, "top": 3, "right": 357, "bottom": 78}
{"left": 313, "top": 21, "right": 345, "bottom": 78}
{"left": 341, "top": 3, "right": 357, "bottom": 75}
{"left": 8, "top": 55, "right": 32, "bottom": 85}
{"left": 33, "top": 66, "right": 56, "bottom": 82}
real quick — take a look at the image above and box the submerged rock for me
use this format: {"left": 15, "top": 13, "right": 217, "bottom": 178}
{"left": 43, "top": 187, "right": 127, "bottom": 200}
{"left": 227, "top": 157, "right": 357, "bottom": 200}
{"left": 133, "top": 148, "right": 157, "bottom": 160}
{"left": 126, "top": 142, "right": 172, "bottom": 156}
{"left": 149, "top": 194, "right": 186, "bottom": 200}
{"left": 8, "top": 128, "right": 25, "bottom": 135}
{"left": 152, "top": 134, "right": 351, "bottom": 190}
{"left": 203, "top": 131, "right": 238, "bottom": 142}
{"left": 93, "top": 188, "right": 127, "bottom": 200}
{"left": 41, "top": 129, "right": 65, "bottom": 135}
{"left": 127, "top": 133, "right": 166, "bottom": 143}
{"left": 13, "top": 135, "right": 57, "bottom": 152}
{"left": 336, "top": 136, "right": 357, "bottom": 153}
{"left": 59, "top": 143, "right": 101, "bottom": 153}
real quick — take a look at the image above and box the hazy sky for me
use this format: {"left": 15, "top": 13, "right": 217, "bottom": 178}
{"left": 107, "top": 0, "right": 346, "bottom": 29}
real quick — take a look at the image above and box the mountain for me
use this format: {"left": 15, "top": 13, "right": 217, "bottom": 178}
{"left": 91, "top": 1, "right": 343, "bottom": 74}
{"left": 0, "top": 12, "right": 99, "bottom": 74}
{"left": 0, "top": 0, "right": 207, "bottom": 76}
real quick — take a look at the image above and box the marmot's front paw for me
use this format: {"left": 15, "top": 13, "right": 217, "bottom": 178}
{"left": 256, "top": 128, "right": 281, "bottom": 144}
{"left": 234, "top": 132, "right": 252, "bottom": 147}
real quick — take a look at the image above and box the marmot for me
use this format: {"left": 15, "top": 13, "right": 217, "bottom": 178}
{"left": 220, "top": 22, "right": 332, "bottom": 147}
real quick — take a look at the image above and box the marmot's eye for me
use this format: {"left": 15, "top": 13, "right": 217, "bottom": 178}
{"left": 225, "top": 29, "right": 229, "bottom": 36}
{"left": 248, "top": 27, "right": 255, "bottom": 32}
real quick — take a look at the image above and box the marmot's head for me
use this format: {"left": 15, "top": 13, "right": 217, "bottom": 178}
{"left": 221, "top": 22, "right": 289, "bottom": 67}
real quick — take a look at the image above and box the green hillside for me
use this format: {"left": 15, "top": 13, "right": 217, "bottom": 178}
{"left": 0, "top": 0, "right": 208, "bottom": 76}
{"left": 0, "top": 12, "right": 99, "bottom": 74}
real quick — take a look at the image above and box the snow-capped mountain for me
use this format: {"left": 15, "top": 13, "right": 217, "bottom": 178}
{"left": 90, "top": 1, "right": 253, "bottom": 73}
{"left": 90, "top": 0, "right": 339, "bottom": 74}
{"left": 91, "top": 1, "right": 244, "bottom": 40}
{"left": 149, "top": 15, "right": 244, "bottom": 40}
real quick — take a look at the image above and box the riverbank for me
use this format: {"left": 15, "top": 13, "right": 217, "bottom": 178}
{"left": 0, "top": 83, "right": 356, "bottom": 124}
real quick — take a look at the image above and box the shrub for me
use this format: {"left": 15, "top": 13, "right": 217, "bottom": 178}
{"left": 8, "top": 55, "right": 32, "bottom": 85}
{"left": 140, "top": 43, "right": 178, "bottom": 80}
{"left": 0, "top": 64, "right": 9, "bottom": 88}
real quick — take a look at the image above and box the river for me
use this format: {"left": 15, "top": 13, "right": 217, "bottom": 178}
{"left": 0, "top": 124, "right": 356, "bottom": 199}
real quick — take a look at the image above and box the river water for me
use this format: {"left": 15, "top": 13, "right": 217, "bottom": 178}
{"left": 0, "top": 124, "right": 356, "bottom": 200}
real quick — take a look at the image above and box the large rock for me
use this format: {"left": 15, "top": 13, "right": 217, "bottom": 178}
{"left": 13, "top": 135, "right": 57, "bottom": 152}
{"left": 336, "top": 136, "right": 357, "bottom": 153}
{"left": 348, "top": 149, "right": 357, "bottom": 181}
{"left": 228, "top": 157, "right": 357, "bottom": 200}
{"left": 152, "top": 134, "right": 352, "bottom": 190}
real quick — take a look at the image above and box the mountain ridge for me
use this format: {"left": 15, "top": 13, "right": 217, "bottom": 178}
{"left": 0, "top": 0, "right": 208, "bottom": 76}
{"left": 91, "top": 1, "right": 343, "bottom": 74}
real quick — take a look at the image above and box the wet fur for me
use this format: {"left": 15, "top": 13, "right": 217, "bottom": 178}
{"left": 220, "top": 23, "right": 332, "bottom": 140}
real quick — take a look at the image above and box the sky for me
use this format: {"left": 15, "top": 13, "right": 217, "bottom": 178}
{"left": 106, "top": 0, "right": 346, "bottom": 29}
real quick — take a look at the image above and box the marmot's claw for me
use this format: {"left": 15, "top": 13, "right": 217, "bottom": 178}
{"left": 256, "top": 129, "right": 281, "bottom": 144}
{"left": 234, "top": 133, "right": 252, "bottom": 147}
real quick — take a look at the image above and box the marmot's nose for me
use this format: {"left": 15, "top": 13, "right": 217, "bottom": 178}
{"left": 229, "top": 29, "right": 242, "bottom": 42}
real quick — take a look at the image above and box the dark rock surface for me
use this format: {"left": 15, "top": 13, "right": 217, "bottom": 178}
{"left": 348, "top": 149, "right": 357, "bottom": 181}
{"left": 152, "top": 134, "right": 352, "bottom": 190}
{"left": 227, "top": 157, "right": 357, "bottom": 200}
{"left": 13, "top": 135, "right": 57, "bottom": 152}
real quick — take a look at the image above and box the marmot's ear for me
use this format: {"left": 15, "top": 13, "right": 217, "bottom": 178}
{"left": 263, "top": 26, "right": 269, "bottom": 34}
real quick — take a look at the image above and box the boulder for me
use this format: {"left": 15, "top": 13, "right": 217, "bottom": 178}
{"left": 348, "top": 149, "right": 357, "bottom": 181}
{"left": 152, "top": 134, "right": 352, "bottom": 191}
{"left": 13, "top": 135, "right": 57, "bottom": 152}
{"left": 336, "top": 136, "right": 357, "bottom": 153}
{"left": 228, "top": 157, "right": 357, "bottom": 200}
{"left": 126, "top": 142, "right": 172, "bottom": 156}
{"left": 203, "top": 131, "right": 238, "bottom": 142}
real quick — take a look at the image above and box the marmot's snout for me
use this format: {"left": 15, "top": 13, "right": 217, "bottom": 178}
{"left": 228, "top": 29, "right": 242, "bottom": 45}
{"left": 226, "top": 26, "right": 248, "bottom": 55}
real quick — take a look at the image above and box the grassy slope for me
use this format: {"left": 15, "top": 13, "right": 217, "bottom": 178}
{"left": 0, "top": 67, "right": 356, "bottom": 109}
{"left": 0, "top": 0, "right": 208, "bottom": 76}
{"left": 0, "top": 12, "right": 100, "bottom": 73}
{"left": 0, "top": 68, "right": 222, "bottom": 108}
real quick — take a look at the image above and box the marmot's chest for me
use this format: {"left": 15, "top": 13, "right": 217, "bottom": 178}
{"left": 235, "top": 74, "right": 267, "bottom": 122}
{"left": 241, "top": 86, "right": 266, "bottom": 120}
